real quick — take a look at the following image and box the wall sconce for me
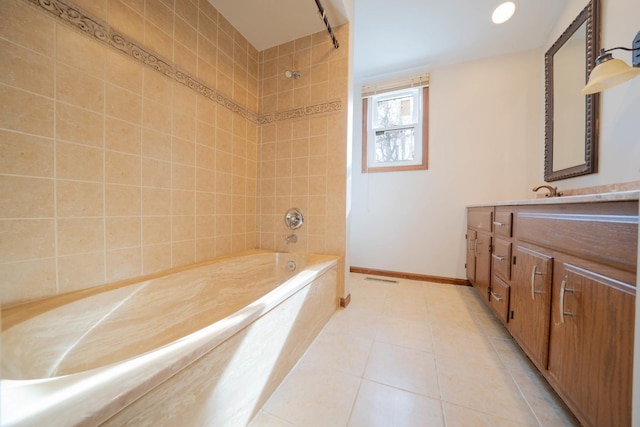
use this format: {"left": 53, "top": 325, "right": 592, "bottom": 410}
{"left": 582, "top": 31, "right": 640, "bottom": 94}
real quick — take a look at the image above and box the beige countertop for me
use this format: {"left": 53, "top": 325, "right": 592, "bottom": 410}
{"left": 468, "top": 190, "right": 640, "bottom": 208}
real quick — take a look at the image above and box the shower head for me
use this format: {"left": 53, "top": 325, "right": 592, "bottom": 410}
{"left": 284, "top": 70, "right": 301, "bottom": 80}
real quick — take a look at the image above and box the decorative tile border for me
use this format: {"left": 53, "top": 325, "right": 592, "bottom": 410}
{"left": 21, "top": 0, "right": 342, "bottom": 124}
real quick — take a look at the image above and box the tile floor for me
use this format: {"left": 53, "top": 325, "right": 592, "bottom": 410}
{"left": 249, "top": 273, "right": 579, "bottom": 427}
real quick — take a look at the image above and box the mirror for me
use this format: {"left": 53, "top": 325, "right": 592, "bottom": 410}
{"left": 544, "top": 0, "right": 599, "bottom": 181}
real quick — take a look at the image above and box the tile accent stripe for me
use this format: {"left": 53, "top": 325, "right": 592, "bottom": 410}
{"left": 20, "top": 0, "right": 342, "bottom": 124}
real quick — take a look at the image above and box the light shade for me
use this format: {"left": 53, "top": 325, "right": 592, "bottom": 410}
{"left": 492, "top": 2, "right": 517, "bottom": 24}
{"left": 582, "top": 57, "right": 640, "bottom": 94}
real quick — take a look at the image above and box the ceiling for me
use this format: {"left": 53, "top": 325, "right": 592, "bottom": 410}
{"left": 208, "top": 0, "right": 569, "bottom": 81}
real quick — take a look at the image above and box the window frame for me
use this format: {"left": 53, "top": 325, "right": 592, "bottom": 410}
{"left": 362, "top": 86, "right": 429, "bottom": 173}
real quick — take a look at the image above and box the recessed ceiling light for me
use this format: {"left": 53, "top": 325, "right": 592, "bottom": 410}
{"left": 492, "top": 1, "right": 517, "bottom": 24}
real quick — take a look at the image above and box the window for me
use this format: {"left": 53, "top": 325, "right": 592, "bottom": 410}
{"left": 362, "top": 86, "right": 429, "bottom": 172}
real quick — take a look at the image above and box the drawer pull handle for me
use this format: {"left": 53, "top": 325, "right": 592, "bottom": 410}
{"left": 490, "top": 291, "right": 503, "bottom": 302}
{"left": 530, "top": 265, "right": 544, "bottom": 300}
{"left": 493, "top": 221, "right": 506, "bottom": 227}
{"left": 559, "top": 279, "right": 574, "bottom": 324}
{"left": 491, "top": 254, "right": 505, "bottom": 261}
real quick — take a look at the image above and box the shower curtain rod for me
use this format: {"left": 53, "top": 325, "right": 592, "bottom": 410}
{"left": 314, "top": 0, "right": 340, "bottom": 49}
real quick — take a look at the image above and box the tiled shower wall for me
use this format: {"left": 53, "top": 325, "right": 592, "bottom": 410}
{"left": 257, "top": 27, "right": 348, "bottom": 257}
{"left": 0, "top": 0, "right": 348, "bottom": 307}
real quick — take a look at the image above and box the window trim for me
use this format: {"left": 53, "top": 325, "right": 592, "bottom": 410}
{"left": 362, "top": 86, "right": 429, "bottom": 173}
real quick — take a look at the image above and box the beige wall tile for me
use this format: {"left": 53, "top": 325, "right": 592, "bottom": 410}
{"left": 172, "top": 136, "right": 196, "bottom": 165}
{"left": 107, "top": 0, "right": 144, "bottom": 44}
{"left": 56, "top": 102, "right": 104, "bottom": 147}
{"left": 145, "top": 0, "right": 174, "bottom": 35}
{"left": 0, "top": 0, "right": 55, "bottom": 56}
{"left": 56, "top": 62, "right": 105, "bottom": 113}
{"left": 196, "top": 191, "right": 215, "bottom": 215}
{"left": 106, "top": 247, "right": 142, "bottom": 282}
{"left": 172, "top": 240, "right": 195, "bottom": 267}
{"left": 0, "top": 130, "right": 53, "bottom": 177}
{"left": 0, "top": 257, "right": 57, "bottom": 306}
{"left": 142, "top": 128, "right": 172, "bottom": 161}
{"left": 142, "top": 187, "right": 171, "bottom": 215}
{"left": 174, "top": 16, "right": 197, "bottom": 53}
{"left": 172, "top": 164, "right": 195, "bottom": 190}
{"left": 72, "top": 0, "right": 108, "bottom": 21}
{"left": 195, "top": 237, "right": 215, "bottom": 262}
{"left": 143, "top": 242, "right": 171, "bottom": 274}
{"left": 0, "top": 175, "right": 54, "bottom": 219}
{"left": 0, "top": 85, "right": 54, "bottom": 137}
{"left": 0, "top": 219, "right": 55, "bottom": 263}
{"left": 57, "top": 251, "right": 105, "bottom": 293}
{"left": 56, "top": 180, "right": 104, "bottom": 218}
{"left": 106, "top": 118, "right": 142, "bottom": 154}
{"left": 105, "top": 184, "right": 141, "bottom": 216}
{"left": 56, "top": 25, "right": 105, "bottom": 77}
{"left": 106, "top": 217, "right": 142, "bottom": 250}
{"left": 57, "top": 217, "right": 105, "bottom": 256}
{"left": 172, "top": 215, "right": 195, "bottom": 241}
{"left": 174, "top": 42, "right": 197, "bottom": 76}
{"left": 56, "top": 141, "right": 104, "bottom": 182}
{"left": 172, "top": 189, "right": 195, "bottom": 215}
{"left": 143, "top": 216, "right": 171, "bottom": 244}
{"left": 107, "top": 84, "right": 143, "bottom": 124}
{"left": 143, "top": 99, "right": 172, "bottom": 134}
{"left": 142, "top": 69, "right": 173, "bottom": 105}
{"left": 106, "top": 50, "right": 143, "bottom": 94}
{"left": 142, "top": 158, "right": 171, "bottom": 188}
{"left": 0, "top": 38, "right": 54, "bottom": 97}
{"left": 105, "top": 151, "right": 141, "bottom": 186}
{"left": 144, "top": 21, "right": 174, "bottom": 62}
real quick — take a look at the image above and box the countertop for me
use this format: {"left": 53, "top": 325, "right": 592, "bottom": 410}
{"left": 467, "top": 190, "right": 640, "bottom": 208}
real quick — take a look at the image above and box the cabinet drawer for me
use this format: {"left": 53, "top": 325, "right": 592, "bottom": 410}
{"left": 492, "top": 238, "right": 512, "bottom": 280}
{"left": 494, "top": 210, "right": 513, "bottom": 237}
{"left": 468, "top": 207, "right": 493, "bottom": 232}
{"left": 490, "top": 277, "right": 510, "bottom": 323}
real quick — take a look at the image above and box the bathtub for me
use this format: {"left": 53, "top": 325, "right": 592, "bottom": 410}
{"left": 1, "top": 250, "right": 341, "bottom": 427}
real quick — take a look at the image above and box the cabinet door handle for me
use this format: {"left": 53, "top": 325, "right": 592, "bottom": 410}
{"left": 530, "top": 265, "right": 544, "bottom": 300}
{"left": 474, "top": 239, "right": 478, "bottom": 255}
{"left": 491, "top": 254, "right": 505, "bottom": 261}
{"left": 490, "top": 291, "right": 503, "bottom": 302}
{"left": 559, "top": 279, "right": 574, "bottom": 324}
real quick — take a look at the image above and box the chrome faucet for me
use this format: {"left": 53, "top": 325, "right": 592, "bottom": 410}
{"left": 284, "top": 234, "right": 298, "bottom": 244}
{"left": 532, "top": 185, "right": 562, "bottom": 198}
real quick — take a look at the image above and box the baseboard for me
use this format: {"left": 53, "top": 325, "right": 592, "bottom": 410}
{"left": 339, "top": 293, "right": 351, "bottom": 308}
{"left": 350, "top": 266, "right": 470, "bottom": 287}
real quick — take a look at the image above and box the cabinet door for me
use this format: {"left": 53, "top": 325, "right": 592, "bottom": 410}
{"left": 548, "top": 264, "right": 635, "bottom": 427}
{"left": 508, "top": 246, "right": 553, "bottom": 369}
{"left": 466, "top": 229, "right": 477, "bottom": 283}
{"left": 474, "top": 231, "right": 492, "bottom": 300}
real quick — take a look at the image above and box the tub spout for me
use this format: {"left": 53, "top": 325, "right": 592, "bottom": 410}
{"left": 284, "top": 234, "right": 297, "bottom": 244}
{"left": 532, "top": 185, "right": 562, "bottom": 197}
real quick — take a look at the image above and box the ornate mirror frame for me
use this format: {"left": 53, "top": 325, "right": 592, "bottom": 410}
{"left": 544, "top": 0, "right": 600, "bottom": 181}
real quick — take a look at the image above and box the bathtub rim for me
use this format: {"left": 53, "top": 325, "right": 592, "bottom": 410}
{"left": 1, "top": 250, "right": 340, "bottom": 427}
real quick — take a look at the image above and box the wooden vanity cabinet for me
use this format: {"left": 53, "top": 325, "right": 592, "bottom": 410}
{"left": 466, "top": 207, "right": 493, "bottom": 300}
{"left": 467, "top": 199, "right": 638, "bottom": 427}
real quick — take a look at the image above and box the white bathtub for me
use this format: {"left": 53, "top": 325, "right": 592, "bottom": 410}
{"left": 1, "top": 250, "right": 340, "bottom": 426}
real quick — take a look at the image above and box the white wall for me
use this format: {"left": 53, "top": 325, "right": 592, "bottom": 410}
{"left": 349, "top": 0, "right": 640, "bottom": 280}
{"left": 542, "top": 0, "right": 640, "bottom": 188}
{"left": 350, "top": 49, "right": 542, "bottom": 278}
